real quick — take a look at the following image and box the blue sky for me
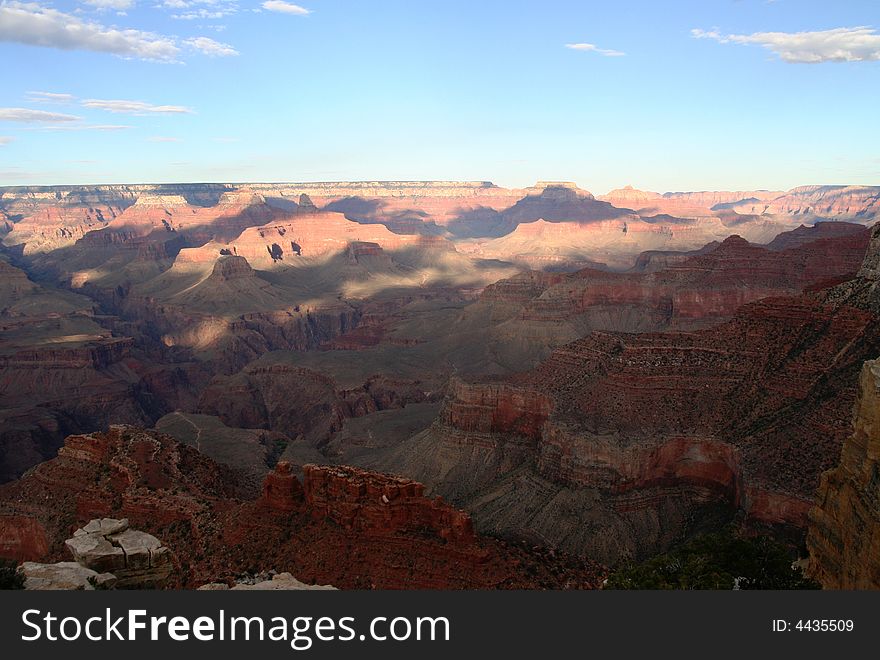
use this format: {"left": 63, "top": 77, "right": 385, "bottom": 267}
{"left": 1, "top": 0, "right": 878, "bottom": 191}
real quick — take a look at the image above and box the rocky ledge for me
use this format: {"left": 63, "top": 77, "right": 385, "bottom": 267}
{"left": 19, "top": 517, "right": 171, "bottom": 589}
{"left": 199, "top": 572, "right": 336, "bottom": 591}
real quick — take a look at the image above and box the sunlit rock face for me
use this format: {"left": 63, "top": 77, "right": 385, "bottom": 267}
{"left": 2, "top": 180, "right": 880, "bottom": 585}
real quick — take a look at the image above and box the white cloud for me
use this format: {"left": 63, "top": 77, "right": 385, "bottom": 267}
{"left": 25, "top": 91, "right": 76, "bottom": 104}
{"left": 161, "top": 0, "right": 238, "bottom": 19}
{"left": 148, "top": 136, "right": 182, "bottom": 142}
{"left": 0, "top": 136, "right": 13, "bottom": 145}
{"left": 82, "top": 99, "right": 195, "bottom": 114}
{"left": 261, "top": 1, "right": 310, "bottom": 16}
{"left": 0, "top": 107, "right": 80, "bottom": 122}
{"left": 160, "top": 0, "right": 232, "bottom": 7}
{"left": 0, "top": 1, "right": 180, "bottom": 61}
{"left": 691, "top": 26, "right": 880, "bottom": 63}
{"left": 184, "top": 36, "right": 238, "bottom": 56}
{"left": 212, "top": 136, "right": 239, "bottom": 142}
{"left": 565, "top": 42, "right": 625, "bottom": 57}
{"left": 83, "top": 0, "right": 135, "bottom": 9}
{"left": 172, "top": 10, "right": 228, "bottom": 19}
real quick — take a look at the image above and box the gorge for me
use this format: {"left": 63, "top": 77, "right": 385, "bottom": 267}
{"left": 2, "top": 180, "right": 879, "bottom": 588}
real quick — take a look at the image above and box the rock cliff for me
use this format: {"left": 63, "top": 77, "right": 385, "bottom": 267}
{"left": 0, "top": 427, "right": 605, "bottom": 589}
{"left": 474, "top": 229, "right": 869, "bottom": 337}
{"left": 383, "top": 294, "right": 880, "bottom": 564}
{"left": 807, "top": 358, "right": 880, "bottom": 589}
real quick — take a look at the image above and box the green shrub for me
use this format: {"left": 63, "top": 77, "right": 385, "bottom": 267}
{"left": 605, "top": 528, "right": 820, "bottom": 590}
{"left": 0, "top": 559, "right": 25, "bottom": 590}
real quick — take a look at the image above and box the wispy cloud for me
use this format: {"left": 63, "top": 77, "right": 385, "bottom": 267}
{"left": 0, "top": 107, "right": 81, "bottom": 122}
{"left": 82, "top": 0, "right": 135, "bottom": 10}
{"left": 0, "top": 136, "right": 13, "bottom": 145}
{"left": 0, "top": 1, "right": 180, "bottom": 62}
{"left": 184, "top": 36, "right": 238, "bottom": 57}
{"left": 148, "top": 136, "right": 182, "bottom": 142}
{"left": 161, "top": 0, "right": 238, "bottom": 20}
{"left": 172, "top": 10, "right": 232, "bottom": 20}
{"left": 212, "top": 136, "right": 240, "bottom": 143}
{"left": 25, "top": 91, "right": 77, "bottom": 104}
{"left": 82, "top": 99, "right": 195, "bottom": 114}
{"left": 565, "top": 42, "right": 625, "bottom": 57}
{"left": 261, "top": 1, "right": 310, "bottom": 16}
{"left": 691, "top": 26, "right": 880, "bottom": 63}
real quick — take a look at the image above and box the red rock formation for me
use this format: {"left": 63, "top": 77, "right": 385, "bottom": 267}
{"left": 0, "top": 427, "right": 605, "bottom": 589}
{"left": 3, "top": 203, "right": 125, "bottom": 254}
{"left": 76, "top": 191, "right": 284, "bottom": 250}
{"left": 261, "top": 461, "right": 303, "bottom": 511}
{"left": 466, "top": 211, "right": 804, "bottom": 271}
{"left": 303, "top": 464, "right": 476, "bottom": 544}
{"left": 760, "top": 185, "right": 880, "bottom": 219}
{"left": 478, "top": 230, "right": 869, "bottom": 334}
{"left": 441, "top": 378, "right": 553, "bottom": 443}
{"left": 600, "top": 186, "right": 880, "bottom": 223}
{"left": 501, "top": 184, "right": 630, "bottom": 227}
{"left": 203, "top": 211, "right": 421, "bottom": 268}
{"left": 519, "top": 297, "right": 880, "bottom": 505}
{"left": 764, "top": 221, "right": 868, "bottom": 251}
{"left": 210, "top": 254, "right": 256, "bottom": 280}
{"left": 414, "top": 293, "right": 880, "bottom": 563}
{"left": 599, "top": 186, "right": 783, "bottom": 218}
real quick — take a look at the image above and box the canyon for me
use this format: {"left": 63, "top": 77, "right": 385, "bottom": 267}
{"left": 0, "top": 426, "right": 604, "bottom": 589}
{"left": 2, "top": 180, "right": 880, "bottom": 588}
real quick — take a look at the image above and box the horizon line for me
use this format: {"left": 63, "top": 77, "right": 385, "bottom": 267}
{"left": 2, "top": 179, "right": 878, "bottom": 196}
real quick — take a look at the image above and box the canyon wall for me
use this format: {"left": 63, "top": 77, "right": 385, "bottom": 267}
{"left": 807, "top": 358, "right": 880, "bottom": 589}
{"left": 0, "top": 427, "right": 605, "bottom": 589}
{"left": 383, "top": 294, "right": 880, "bottom": 564}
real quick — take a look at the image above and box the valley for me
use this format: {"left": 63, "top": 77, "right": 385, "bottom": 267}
{"left": 2, "top": 179, "right": 879, "bottom": 588}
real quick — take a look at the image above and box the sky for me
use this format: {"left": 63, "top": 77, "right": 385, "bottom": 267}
{"left": 0, "top": 0, "right": 879, "bottom": 192}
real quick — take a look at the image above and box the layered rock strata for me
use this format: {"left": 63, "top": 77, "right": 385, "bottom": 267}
{"left": 0, "top": 427, "right": 605, "bottom": 589}
{"left": 807, "top": 359, "right": 880, "bottom": 589}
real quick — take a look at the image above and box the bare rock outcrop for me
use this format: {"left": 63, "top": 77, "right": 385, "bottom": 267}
{"left": 17, "top": 517, "right": 171, "bottom": 589}
{"left": 19, "top": 562, "right": 117, "bottom": 590}
{"left": 199, "top": 573, "right": 336, "bottom": 590}
{"left": 807, "top": 358, "right": 880, "bottom": 589}
{"left": 65, "top": 518, "right": 172, "bottom": 588}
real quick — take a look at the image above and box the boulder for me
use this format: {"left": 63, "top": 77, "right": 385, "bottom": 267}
{"left": 231, "top": 573, "right": 336, "bottom": 590}
{"left": 20, "top": 562, "right": 117, "bottom": 591}
{"left": 65, "top": 518, "right": 173, "bottom": 588}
